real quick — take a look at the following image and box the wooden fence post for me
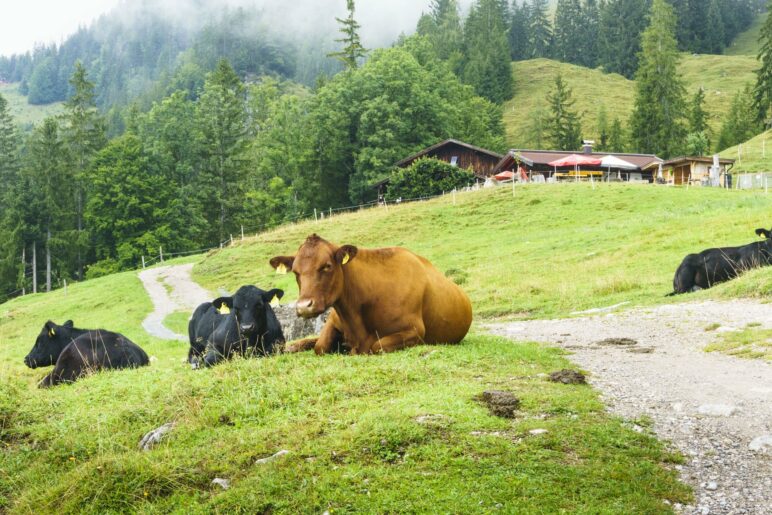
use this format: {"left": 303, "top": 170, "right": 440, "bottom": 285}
{"left": 159, "top": 246, "right": 164, "bottom": 263}
{"left": 141, "top": 256, "right": 146, "bottom": 269}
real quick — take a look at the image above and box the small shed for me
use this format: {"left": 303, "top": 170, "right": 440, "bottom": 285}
{"left": 396, "top": 139, "right": 504, "bottom": 177}
{"left": 655, "top": 156, "right": 735, "bottom": 186}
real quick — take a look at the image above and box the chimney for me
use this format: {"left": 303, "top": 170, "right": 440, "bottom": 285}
{"left": 582, "top": 140, "right": 595, "bottom": 155}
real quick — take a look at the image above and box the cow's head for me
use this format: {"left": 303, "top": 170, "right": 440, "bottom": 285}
{"left": 269, "top": 234, "right": 357, "bottom": 318}
{"left": 756, "top": 228, "right": 771, "bottom": 240}
{"left": 24, "top": 320, "right": 74, "bottom": 369}
{"left": 212, "top": 286, "right": 283, "bottom": 336}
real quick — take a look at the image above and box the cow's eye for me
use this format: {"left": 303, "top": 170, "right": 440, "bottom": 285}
{"left": 320, "top": 263, "right": 332, "bottom": 273}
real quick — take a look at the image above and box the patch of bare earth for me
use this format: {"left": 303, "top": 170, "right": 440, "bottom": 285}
{"left": 488, "top": 300, "right": 772, "bottom": 515}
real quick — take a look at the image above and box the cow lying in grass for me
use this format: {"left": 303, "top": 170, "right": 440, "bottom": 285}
{"left": 24, "top": 320, "right": 149, "bottom": 387}
{"left": 188, "top": 285, "right": 285, "bottom": 367}
{"left": 270, "top": 234, "right": 473, "bottom": 354}
{"left": 669, "top": 227, "right": 772, "bottom": 295}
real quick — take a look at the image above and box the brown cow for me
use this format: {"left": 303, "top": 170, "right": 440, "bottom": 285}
{"left": 269, "top": 234, "right": 473, "bottom": 354}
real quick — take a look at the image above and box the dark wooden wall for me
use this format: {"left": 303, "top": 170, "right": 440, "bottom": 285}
{"left": 402, "top": 143, "right": 500, "bottom": 176}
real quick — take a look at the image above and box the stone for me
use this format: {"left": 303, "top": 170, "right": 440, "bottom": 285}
{"left": 272, "top": 304, "right": 330, "bottom": 343}
{"left": 697, "top": 404, "right": 737, "bottom": 417}
{"left": 479, "top": 390, "right": 520, "bottom": 418}
{"left": 548, "top": 369, "right": 586, "bottom": 384}
{"left": 415, "top": 414, "right": 452, "bottom": 426}
{"left": 706, "top": 482, "right": 718, "bottom": 491}
{"left": 749, "top": 434, "right": 772, "bottom": 452}
{"left": 255, "top": 449, "right": 290, "bottom": 465}
{"left": 138, "top": 422, "right": 175, "bottom": 451}
{"left": 211, "top": 478, "right": 230, "bottom": 490}
{"left": 528, "top": 429, "right": 549, "bottom": 435}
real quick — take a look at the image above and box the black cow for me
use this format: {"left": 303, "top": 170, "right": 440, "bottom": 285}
{"left": 24, "top": 320, "right": 149, "bottom": 387}
{"left": 187, "top": 286, "right": 285, "bottom": 368}
{"left": 669, "top": 227, "right": 772, "bottom": 295}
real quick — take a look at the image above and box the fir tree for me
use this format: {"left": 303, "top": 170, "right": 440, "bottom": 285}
{"left": 509, "top": 1, "right": 531, "bottom": 61}
{"left": 630, "top": 0, "right": 687, "bottom": 158}
{"left": 703, "top": 0, "right": 726, "bottom": 54}
{"left": 546, "top": 74, "right": 582, "bottom": 150}
{"left": 598, "top": 0, "right": 649, "bottom": 79}
{"left": 461, "top": 0, "right": 514, "bottom": 103}
{"left": 328, "top": 0, "right": 368, "bottom": 70}
{"left": 0, "top": 93, "right": 19, "bottom": 198}
{"left": 553, "top": 0, "right": 583, "bottom": 64}
{"left": 529, "top": 0, "right": 553, "bottom": 58}
{"left": 580, "top": 0, "right": 601, "bottom": 68}
{"left": 608, "top": 117, "right": 626, "bottom": 152}
{"left": 719, "top": 84, "right": 764, "bottom": 150}
{"left": 596, "top": 104, "right": 609, "bottom": 151}
{"left": 688, "top": 88, "right": 710, "bottom": 135}
{"left": 753, "top": 0, "right": 772, "bottom": 124}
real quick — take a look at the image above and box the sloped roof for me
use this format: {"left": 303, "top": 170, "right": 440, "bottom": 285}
{"left": 396, "top": 139, "right": 504, "bottom": 167}
{"left": 494, "top": 149, "right": 663, "bottom": 172}
{"left": 662, "top": 156, "right": 735, "bottom": 166}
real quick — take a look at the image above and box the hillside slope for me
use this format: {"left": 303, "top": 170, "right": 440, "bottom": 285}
{"left": 0, "top": 83, "right": 63, "bottom": 128}
{"left": 725, "top": 12, "right": 766, "bottom": 56}
{"left": 720, "top": 128, "right": 772, "bottom": 172}
{"left": 505, "top": 55, "right": 757, "bottom": 149}
{"left": 3, "top": 185, "right": 771, "bottom": 512}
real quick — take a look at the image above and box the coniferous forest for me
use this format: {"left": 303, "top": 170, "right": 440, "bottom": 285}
{"left": 0, "top": 0, "right": 770, "bottom": 301}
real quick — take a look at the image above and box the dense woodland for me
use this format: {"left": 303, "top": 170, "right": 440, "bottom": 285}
{"left": 1, "top": 0, "right": 772, "bottom": 300}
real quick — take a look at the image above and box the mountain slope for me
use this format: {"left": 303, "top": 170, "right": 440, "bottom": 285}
{"left": 0, "top": 82, "right": 63, "bottom": 128}
{"left": 504, "top": 55, "right": 758, "bottom": 149}
{"left": 725, "top": 12, "right": 766, "bottom": 56}
{"left": 720, "top": 128, "right": 772, "bottom": 171}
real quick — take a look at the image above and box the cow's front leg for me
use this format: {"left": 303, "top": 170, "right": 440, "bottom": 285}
{"left": 314, "top": 313, "right": 344, "bottom": 355}
{"left": 285, "top": 338, "right": 317, "bottom": 353}
{"left": 368, "top": 322, "right": 426, "bottom": 354}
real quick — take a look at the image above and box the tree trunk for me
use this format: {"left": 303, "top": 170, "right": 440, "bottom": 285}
{"left": 77, "top": 188, "right": 83, "bottom": 281}
{"left": 46, "top": 228, "right": 51, "bottom": 293}
{"left": 32, "top": 241, "right": 37, "bottom": 294}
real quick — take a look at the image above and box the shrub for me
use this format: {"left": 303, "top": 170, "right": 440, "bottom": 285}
{"left": 385, "top": 158, "right": 475, "bottom": 201}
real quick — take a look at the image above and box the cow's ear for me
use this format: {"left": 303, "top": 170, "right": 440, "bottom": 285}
{"left": 336, "top": 245, "right": 358, "bottom": 266}
{"left": 263, "top": 288, "right": 284, "bottom": 303}
{"left": 213, "top": 297, "right": 233, "bottom": 313}
{"left": 270, "top": 256, "right": 294, "bottom": 274}
{"left": 63, "top": 320, "right": 73, "bottom": 328}
{"left": 45, "top": 321, "right": 57, "bottom": 338}
{"left": 756, "top": 228, "right": 771, "bottom": 238}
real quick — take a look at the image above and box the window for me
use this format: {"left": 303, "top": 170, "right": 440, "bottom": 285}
{"left": 450, "top": 156, "right": 459, "bottom": 166}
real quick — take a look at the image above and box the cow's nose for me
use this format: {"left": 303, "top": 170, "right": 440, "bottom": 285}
{"left": 240, "top": 323, "right": 255, "bottom": 333}
{"left": 296, "top": 299, "right": 316, "bottom": 318}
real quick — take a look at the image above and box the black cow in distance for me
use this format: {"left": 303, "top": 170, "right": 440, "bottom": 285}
{"left": 24, "top": 320, "right": 149, "bottom": 387}
{"left": 669, "top": 227, "right": 772, "bottom": 295}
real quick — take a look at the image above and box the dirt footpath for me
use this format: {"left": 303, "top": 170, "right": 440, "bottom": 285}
{"left": 488, "top": 300, "right": 772, "bottom": 515}
{"left": 138, "top": 264, "right": 212, "bottom": 341}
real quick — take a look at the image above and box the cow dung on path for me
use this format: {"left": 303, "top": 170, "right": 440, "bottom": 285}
{"left": 479, "top": 390, "right": 520, "bottom": 418}
{"left": 595, "top": 337, "right": 638, "bottom": 346}
{"left": 548, "top": 369, "right": 586, "bottom": 384}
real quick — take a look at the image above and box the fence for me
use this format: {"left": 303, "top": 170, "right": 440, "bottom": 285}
{"left": 733, "top": 171, "right": 772, "bottom": 191}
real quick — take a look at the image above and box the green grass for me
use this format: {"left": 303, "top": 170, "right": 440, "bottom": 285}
{"left": 164, "top": 311, "right": 191, "bottom": 336}
{"left": 6, "top": 183, "right": 772, "bottom": 512}
{"left": 194, "top": 184, "right": 772, "bottom": 320}
{"left": 704, "top": 326, "right": 772, "bottom": 361}
{"left": 725, "top": 13, "right": 766, "bottom": 56}
{"left": 720, "top": 129, "right": 772, "bottom": 172}
{"left": 504, "top": 55, "right": 757, "bottom": 149}
{"left": 0, "top": 82, "right": 64, "bottom": 130}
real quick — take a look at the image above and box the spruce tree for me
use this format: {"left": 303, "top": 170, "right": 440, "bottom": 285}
{"left": 608, "top": 117, "right": 626, "bottom": 152}
{"left": 0, "top": 93, "right": 19, "bottom": 198}
{"left": 553, "top": 0, "right": 583, "bottom": 64}
{"left": 630, "top": 0, "right": 686, "bottom": 158}
{"left": 529, "top": 0, "right": 553, "bottom": 58}
{"left": 719, "top": 84, "right": 764, "bottom": 150}
{"left": 598, "top": 0, "right": 649, "bottom": 79}
{"left": 688, "top": 88, "right": 709, "bottom": 134}
{"left": 63, "top": 61, "right": 106, "bottom": 281}
{"left": 703, "top": 0, "right": 726, "bottom": 54}
{"left": 753, "top": 0, "right": 772, "bottom": 125}
{"left": 546, "top": 74, "right": 582, "bottom": 150}
{"left": 328, "top": 0, "right": 368, "bottom": 70}
{"left": 596, "top": 104, "right": 609, "bottom": 151}
{"left": 509, "top": 1, "right": 531, "bottom": 61}
{"left": 462, "top": 0, "right": 514, "bottom": 103}
{"left": 581, "top": 0, "right": 601, "bottom": 68}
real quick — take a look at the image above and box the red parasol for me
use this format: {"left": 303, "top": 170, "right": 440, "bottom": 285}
{"left": 494, "top": 171, "right": 516, "bottom": 181}
{"left": 547, "top": 154, "right": 602, "bottom": 167}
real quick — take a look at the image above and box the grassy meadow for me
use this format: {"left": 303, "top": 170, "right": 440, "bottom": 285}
{"left": 725, "top": 12, "right": 766, "bottom": 56}
{"left": 504, "top": 55, "right": 757, "bottom": 149}
{"left": 0, "top": 82, "right": 64, "bottom": 129}
{"left": 721, "top": 129, "right": 772, "bottom": 173}
{"left": 3, "top": 184, "right": 772, "bottom": 513}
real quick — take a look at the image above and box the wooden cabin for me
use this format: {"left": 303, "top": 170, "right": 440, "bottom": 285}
{"left": 654, "top": 156, "right": 735, "bottom": 186}
{"left": 396, "top": 139, "right": 504, "bottom": 177}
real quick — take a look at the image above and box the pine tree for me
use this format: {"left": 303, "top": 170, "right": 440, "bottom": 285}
{"left": 580, "top": 0, "right": 601, "bottom": 68}
{"left": 688, "top": 87, "right": 710, "bottom": 135}
{"left": 462, "top": 0, "right": 514, "bottom": 103}
{"left": 328, "top": 0, "right": 368, "bottom": 70}
{"left": 719, "top": 84, "right": 764, "bottom": 150}
{"left": 63, "top": 61, "right": 106, "bottom": 281}
{"left": 596, "top": 104, "right": 609, "bottom": 151}
{"left": 0, "top": 93, "right": 19, "bottom": 199}
{"left": 608, "top": 117, "right": 626, "bottom": 152}
{"left": 703, "top": 0, "right": 726, "bottom": 54}
{"left": 546, "top": 74, "right": 582, "bottom": 150}
{"left": 529, "top": 0, "right": 553, "bottom": 58}
{"left": 753, "top": 0, "right": 772, "bottom": 124}
{"left": 553, "top": 0, "right": 583, "bottom": 64}
{"left": 509, "top": 1, "right": 531, "bottom": 61}
{"left": 598, "top": 0, "right": 649, "bottom": 79}
{"left": 630, "top": 0, "right": 687, "bottom": 158}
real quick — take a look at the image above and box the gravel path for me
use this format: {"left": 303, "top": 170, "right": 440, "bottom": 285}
{"left": 138, "top": 264, "right": 212, "bottom": 341}
{"left": 488, "top": 300, "right": 772, "bottom": 515}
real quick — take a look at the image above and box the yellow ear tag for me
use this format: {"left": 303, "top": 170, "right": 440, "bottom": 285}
{"left": 270, "top": 295, "right": 279, "bottom": 305}
{"left": 342, "top": 253, "right": 350, "bottom": 265}
{"left": 276, "top": 263, "right": 288, "bottom": 275}
{"left": 219, "top": 305, "right": 230, "bottom": 314}
{"left": 48, "top": 328, "right": 56, "bottom": 337}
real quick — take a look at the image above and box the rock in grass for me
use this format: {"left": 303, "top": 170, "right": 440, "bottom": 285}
{"left": 138, "top": 422, "right": 175, "bottom": 451}
{"left": 211, "top": 478, "right": 230, "bottom": 490}
{"left": 479, "top": 390, "right": 520, "bottom": 418}
{"left": 548, "top": 369, "right": 586, "bottom": 384}
{"left": 255, "top": 449, "right": 290, "bottom": 465}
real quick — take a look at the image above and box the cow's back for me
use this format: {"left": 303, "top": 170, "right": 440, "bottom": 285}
{"left": 414, "top": 255, "right": 472, "bottom": 344}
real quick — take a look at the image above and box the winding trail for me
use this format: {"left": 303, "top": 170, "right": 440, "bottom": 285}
{"left": 138, "top": 264, "right": 212, "bottom": 341}
{"left": 488, "top": 300, "right": 772, "bottom": 515}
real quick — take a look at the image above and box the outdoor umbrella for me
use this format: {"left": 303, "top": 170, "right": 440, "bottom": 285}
{"left": 547, "top": 154, "right": 602, "bottom": 181}
{"left": 494, "top": 171, "right": 516, "bottom": 181}
{"left": 599, "top": 155, "right": 638, "bottom": 181}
